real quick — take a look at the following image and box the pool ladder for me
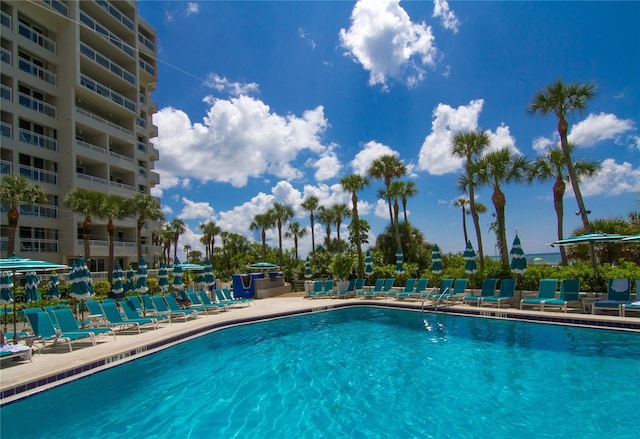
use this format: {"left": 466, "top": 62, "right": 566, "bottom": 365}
{"left": 421, "top": 287, "right": 450, "bottom": 313}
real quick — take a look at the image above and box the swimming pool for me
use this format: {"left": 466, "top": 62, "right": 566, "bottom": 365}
{"left": 1, "top": 307, "right": 638, "bottom": 438}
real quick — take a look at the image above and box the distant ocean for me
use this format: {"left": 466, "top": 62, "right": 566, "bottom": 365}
{"left": 492, "top": 252, "right": 562, "bottom": 265}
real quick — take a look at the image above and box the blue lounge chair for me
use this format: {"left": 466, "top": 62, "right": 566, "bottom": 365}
{"left": 305, "top": 280, "right": 324, "bottom": 299}
{"left": 520, "top": 279, "right": 558, "bottom": 311}
{"left": 197, "top": 290, "right": 229, "bottom": 312}
{"left": 164, "top": 295, "right": 203, "bottom": 317}
{"left": 101, "top": 300, "right": 157, "bottom": 332}
{"left": 152, "top": 296, "right": 195, "bottom": 322}
{"left": 442, "top": 278, "right": 468, "bottom": 303}
{"left": 593, "top": 278, "right": 631, "bottom": 315}
{"left": 378, "top": 277, "right": 395, "bottom": 298}
{"left": 463, "top": 278, "right": 498, "bottom": 306}
{"left": 307, "top": 280, "right": 334, "bottom": 299}
{"left": 620, "top": 280, "right": 640, "bottom": 317}
{"left": 357, "top": 278, "right": 384, "bottom": 299}
{"left": 25, "top": 311, "right": 95, "bottom": 352}
{"left": 51, "top": 308, "right": 116, "bottom": 341}
{"left": 402, "top": 278, "right": 430, "bottom": 301}
{"left": 334, "top": 278, "right": 357, "bottom": 299}
{"left": 540, "top": 279, "right": 581, "bottom": 312}
{"left": 388, "top": 278, "right": 416, "bottom": 299}
{"left": 481, "top": 278, "right": 516, "bottom": 308}
{"left": 187, "top": 291, "right": 221, "bottom": 314}
{"left": 223, "top": 287, "right": 253, "bottom": 305}
{"left": 124, "top": 299, "right": 171, "bottom": 325}
{"left": 423, "top": 278, "right": 454, "bottom": 303}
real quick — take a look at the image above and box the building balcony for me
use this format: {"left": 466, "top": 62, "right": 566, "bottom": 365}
{"left": 18, "top": 92, "right": 57, "bottom": 118}
{"left": 79, "top": 11, "right": 135, "bottom": 59}
{"left": 1, "top": 201, "right": 59, "bottom": 219}
{"left": 94, "top": 0, "right": 135, "bottom": 32}
{"left": 77, "top": 172, "right": 107, "bottom": 186}
{"left": 80, "top": 42, "right": 135, "bottom": 85}
{"left": 1, "top": 10, "right": 11, "bottom": 29}
{"left": 76, "top": 107, "right": 134, "bottom": 136}
{"left": 1, "top": 159, "right": 12, "bottom": 175}
{"left": 19, "top": 164, "right": 57, "bottom": 185}
{"left": 109, "top": 149, "right": 134, "bottom": 164}
{"left": 80, "top": 74, "right": 136, "bottom": 113}
{"left": 1, "top": 47, "right": 11, "bottom": 65}
{"left": 0, "top": 122, "right": 11, "bottom": 139}
{"left": 18, "top": 57, "right": 56, "bottom": 86}
{"left": 1, "top": 84, "right": 12, "bottom": 101}
{"left": 18, "top": 22, "right": 56, "bottom": 54}
{"left": 109, "top": 180, "right": 135, "bottom": 192}
{"left": 19, "top": 129, "right": 57, "bottom": 152}
{"left": 20, "top": 239, "right": 58, "bottom": 254}
{"left": 138, "top": 57, "right": 156, "bottom": 81}
{"left": 43, "top": 0, "right": 68, "bottom": 17}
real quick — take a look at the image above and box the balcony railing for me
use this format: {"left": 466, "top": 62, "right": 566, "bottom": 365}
{"left": 0, "top": 84, "right": 11, "bottom": 101}
{"left": 19, "top": 164, "right": 57, "bottom": 185}
{"left": 76, "top": 139, "right": 106, "bottom": 155}
{"left": 43, "top": 0, "right": 68, "bottom": 17}
{"left": 109, "top": 149, "right": 134, "bottom": 163}
{"left": 1, "top": 159, "right": 12, "bottom": 175}
{"left": 137, "top": 142, "right": 146, "bottom": 153}
{"left": 80, "top": 74, "right": 136, "bottom": 112}
{"left": 16, "top": 202, "right": 58, "bottom": 218}
{"left": 110, "top": 180, "right": 134, "bottom": 192}
{"left": 137, "top": 167, "right": 147, "bottom": 178}
{"left": 18, "top": 57, "right": 56, "bottom": 86}
{"left": 136, "top": 118, "right": 146, "bottom": 128}
{"left": 77, "top": 172, "right": 107, "bottom": 185}
{"left": 137, "top": 32, "right": 155, "bottom": 52}
{"left": 18, "top": 22, "right": 56, "bottom": 53}
{"left": 80, "top": 42, "right": 135, "bottom": 85}
{"left": 138, "top": 58, "right": 156, "bottom": 77}
{"left": 18, "top": 92, "right": 57, "bottom": 118}
{"left": 95, "top": 0, "right": 134, "bottom": 31}
{"left": 19, "top": 129, "right": 57, "bottom": 151}
{"left": 76, "top": 107, "right": 133, "bottom": 136}
{"left": 0, "top": 122, "right": 11, "bottom": 138}
{"left": 80, "top": 11, "right": 135, "bottom": 58}
{"left": 1, "top": 47, "right": 11, "bottom": 64}
{"left": 20, "top": 239, "right": 58, "bottom": 253}
{"left": 1, "top": 10, "right": 10, "bottom": 29}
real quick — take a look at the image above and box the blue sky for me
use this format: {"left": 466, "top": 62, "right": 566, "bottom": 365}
{"left": 138, "top": 0, "right": 640, "bottom": 260}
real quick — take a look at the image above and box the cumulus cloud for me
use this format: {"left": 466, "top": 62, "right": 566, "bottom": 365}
{"left": 152, "top": 95, "right": 331, "bottom": 189}
{"left": 308, "top": 144, "right": 342, "bottom": 181}
{"left": 532, "top": 135, "right": 556, "bottom": 153}
{"left": 432, "top": 0, "right": 460, "bottom": 33}
{"left": 339, "top": 0, "right": 437, "bottom": 89}
{"left": 203, "top": 74, "right": 259, "bottom": 97}
{"left": 568, "top": 112, "right": 635, "bottom": 147}
{"left": 579, "top": 158, "right": 640, "bottom": 197}
{"left": 487, "top": 124, "right": 519, "bottom": 154}
{"left": 186, "top": 2, "right": 199, "bottom": 16}
{"left": 179, "top": 197, "right": 215, "bottom": 220}
{"left": 350, "top": 140, "right": 398, "bottom": 175}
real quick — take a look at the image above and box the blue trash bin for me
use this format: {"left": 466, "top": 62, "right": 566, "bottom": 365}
{"left": 232, "top": 273, "right": 264, "bottom": 298}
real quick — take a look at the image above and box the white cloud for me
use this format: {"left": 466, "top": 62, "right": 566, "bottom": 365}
{"left": 203, "top": 74, "right": 259, "bottom": 97}
{"left": 532, "top": 135, "right": 556, "bottom": 153}
{"left": 179, "top": 197, "right": 215, "bottom": 220}
{"left": 339, "top": 0, "right": 437, "bottom": 90}
{"left": 433, "top": 0, "right": 460, "bottom": 33}
{"left": 350, "top": 140, "right": 398, "bottom": 175}
{"left": 298, "top": 27, "right": 316, "bottom": 49}
{"left": 487, "top": 124, "right": 520, "bottom": 154}
{"left": 374, "top": 199, "right": 390, "bottom": 219}
{"left": 417, "top": 99, "right": 484, "bottom": 175}
{"left": 309, "top": 144, "right": 342, "bottom": 181}
{"left": 152, "top": 96, "right": 330, "bottom": 189}
{"left": 186, "top": 2, "right": 199, "bottom": 16}
{"left": 568, "top": 112, "right": 635, "bottom": 147}
{"left": 580, "top": 158, "right": 640, "bottom": 197}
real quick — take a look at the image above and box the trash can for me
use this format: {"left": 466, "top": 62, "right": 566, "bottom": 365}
{"left": 232, "top": 273, "right": 264, "bottom": 298}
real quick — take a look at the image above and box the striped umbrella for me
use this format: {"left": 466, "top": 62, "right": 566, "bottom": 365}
{"left": 203, "top": 259, "right": 216, "bottom": 290}
{"left": 463, "top": 241, "right": 478, "bottom": 275}
{"left": 431, "top": 244, "right": 443, "bottom": 274}
{"left": 304, "top": 257, "right": 312, "bottom": 278}
{"left": 70, "top": 257, "right": 95, "bottom": 300}
{"left": 135, "top": 257, "right": 149, "bottom": 294}
{"left": 123, "top": 269, "right": 135, "bottom": 294}
{"left": 110, "top": 263, "right": 124, "bottom": 299}
{"left": 196, "top": 272, "right": 206, "bottom": 290}
{"left": 48, "top": 273, "right": 61, "bottom": 299}
{"left": 24, "top": 272, "right": 40, "bottom": 304}
{"left": 395, "top": 248, "right": 405, "bottom": 274}
{"left": 510, "top": 234, "right": 527, "bottom": 274}
{"left": 0, "top": 271, "right": 14, "bottom": 334}
{"left": 171, "top": 258, "right": 185, "bottom": 291}
{"left": 158, "top": 261, "right": 170, "bottom": 293}
{"left": 364, "top": 250, "right": 374, "bottom": 276}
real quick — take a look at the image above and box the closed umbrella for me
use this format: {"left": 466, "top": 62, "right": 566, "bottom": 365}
{"left": 48, "top": 273, "right": 60, "bottom": 300}
{"left": 135, "top": 257, "right": 149, "bottom": 294}
{"left": 196, "top": 272, "right": 206, "bottom": 290}
{"left": 0, "top": 271, "right": 14, "bottom": 333}
{"left": 24, "top": 272, "right": 40, "bottom": 304}
{"left": 123, "top": 269, "right": 135, "bottom": 295}
{"left": 395, "top": 248, "right": 405, "bottom": 274}
{"left": 70, "top": 258, "right": 95, "bottom": 328}
{"left": 431, "top": 244, "right": 443, "bottom": 274}
{"left": 364, "top": 250, "right": 374, "bottom": 276}
{"left": 463, "top": 241, "right": 478, "bottom": 275}
{"left": 510, "top": 234, "right": 527, "bottom": 274}
{"left": 110, "top": 263, "right": 124, "bottom": 299}
{"left": 304, "top": 257, "right": 312, "bottom": 279}
{"left": 203, "top": 259, "right": 215, "bottom": 290}
{"left": 171, "top": 258, "right": 185, "bottom": 291}
{"left": 157, "top": 261, "right": 169, "bottom": 293}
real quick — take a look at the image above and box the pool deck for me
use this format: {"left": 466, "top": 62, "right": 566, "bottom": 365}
{"left": 2, "top": 295, "right": 639, "bottom": 405}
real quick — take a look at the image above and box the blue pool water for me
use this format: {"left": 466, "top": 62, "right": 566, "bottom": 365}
{"left": 2, "top": 307, "right": 639, "bottom": 438}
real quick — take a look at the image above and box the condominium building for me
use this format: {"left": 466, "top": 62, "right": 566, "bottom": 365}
{"left": 0, "top": 0, "right": 162, "bottom": 270}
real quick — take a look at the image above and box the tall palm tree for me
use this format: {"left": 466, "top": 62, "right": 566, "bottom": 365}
{"left": 317, "top": 206, "right": 334, "bottom": 246}
{"left": 301, "top": 196, "right": 320, "bottom": 254}
{"left": 332, "top": 203, "right": 351, "bottom": 244}
{"left": 100, "top": 195, "right": 128, "bottom": 283}
{"left": 368, "top": 154, "right": 407, "bottom": 250}
{"left": 125, "top": 193, "right": 164, "bottom": 261}
{"left": 528, "top": 145, "right": 599, "bottom": 265}
{"left": 340, "top": 174, "right": 370, "bottom": 277}
{"left": 398, "top": 180, "right": 417, "bottom": 223}
{"left": 388, "top": 181, "right": 404, "bottom": 225}
{"left": 476, "top": 148, "right": 530, "bottom": 268}
{"left": 451, "top": 130, "right": 489, "bottom": 268}
{"left": 170, "top": 218, "right": 187, "bottom": 262}
{"left": 158, "top": 222, "right": 175, "bottom": 263}
{"left": 528, "top": 79, "right": 598, "bottom": 268}
{"left": 65, "top": 188, "right": 106, "bottom": 261}
{"left": 183, "top": 245, "right": 192, "bottom": 263}
{"left": 284, "top": 222, "right": 307, "bottom": 260}
{"left": 453, "top": 197, "right": 470, "bottom": 245}
{"left": 268, "top": 202, "right": 294, "bottom": 266}
{"left": 199, "top": 221, "right": 221, "bottom": 260}
{"left": 0, "top": 175, "right": 47, "bottom": 256}
{"left": 250, "top": 212, "right": 275, "bottom": 261}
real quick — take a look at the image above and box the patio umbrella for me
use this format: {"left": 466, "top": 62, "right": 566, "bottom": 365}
{"left": 24, "top": 272, "right": 40, "bottom": 304}
{"left": 70, "top": 258, "right": 95, "bottom": 329}
{"left": 123, "top": 269, "right": 135, "bottom": 295}
{"left": 157, "top": 261, "right": 170, "bottom": 293}
{"left": 395, "top": 248, "right": 405, "bottom": 274}
{"left": 0, "top": 271, "right": 14, "bottom": 333}
{"left": 48, "top": 273, "right": 60, "bottom": 300}
{"left": 203, "top": 258, "right": 216, "bottom": 290}
{"left": 510, "top": 234, "right": 527, "bottom": 274}
{"left": 135, "top": 257, "right": 149, "bottom": 294}
{"left": 196, "top": 272, "right": 206, "bottom": 290}
{"left": 550, "top": 233, "right": 629, "bottom": 246}
{"left": 621, "top": 234, "right": 640, "bottom": 242}
{"left": 431, "top": 244, "right": 443, "bottom": 274}
{"left": 171, "top": 258, "right": 185, "bottom": 291}
{"left": 304, "top": 257, "right": 312, "bottom": 279}
{"left": 248, "top": 262, "right": 279, "bottom": 271}
{"left": 110, "top": 263, "right": 124, "bottom": 299}
{"left": 463, "top": 241, "right": 478, "bottom": 275}
{"left": 364, "top": 250, "right": 374, "bottom": 276}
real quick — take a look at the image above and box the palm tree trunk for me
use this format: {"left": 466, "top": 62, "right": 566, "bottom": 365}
{"left": 469, "top": 185, "right": 484, "bottom": 269}
{"left": 310, "top": 213, "right": 316, "bottom": 254}
{"left": 461, "top": 206, "right": 469, "bottom": 245}
{"left": 277, "top": 221, "right": 283, "bottom": 266}
{"left": 107, "top": 220, "right": 115, "bottom": 284}
{"left": 82, "top": 216, "right": 92, "bottom": 261}
{"left": 7, "top": 207, "right": 18, "bottom": 256}
{"left": 353, "top": 194, "right": 364, "bottom": 278}
{"left": 553, "top": 178, "right": 568, "bottom": 266}
{"left": 492, "top": 188, "right": 509, "bottom": 268}
{"left": 136, "top": 217, "right": 145, "bottom": 261}
{"left": 261, "top": 230, "right": 267, "bottom": 261}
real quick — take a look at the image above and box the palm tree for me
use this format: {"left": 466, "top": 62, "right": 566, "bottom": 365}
{"left": 301, "top": 196, "right": 320, "bottom": 254}
{"left": 332, "top": 203, "right": 351, "bottom": 244}
{"left": 126, "top": 193, "right": 164, "bottom": 261}
{"left": 528, "top": 145, "right": 599, "bottom": 265}
{"left": 398, "top": 180, "right": 417, "bottom": 223}
{"left": 100, "top": 195, "right": 128, "bottom": 283}
{"left": 368, "top": 154, "right": 407, "bottom": 250}
{"left": 158, "top": 223, "right": 175, "bottom": 263}
{"left": 340, "top": 174, "right": 370, "bottom": 277}
{"left": 476, "top": 148, "right": 530, "bottom": 268}
{"left": 183, "top": 245, "right": 192, "bottom": 263}
{"left": 199, "top": 221, "right": 221, "bottom": 260}
{"left": 529, "top": 79, "right": 598, "bottom": 268}
{"left": 388, "top": 181, "right": 404, "bottom": 225}
{"left": 170, "top": 218, "right": 187, "bottom": 262}
{"left": 250, "top": 212, "right": 275, "bottom": 261}
{"left": 284, "top": 222, "right": 307, "bottom": 260}
{"left": 0, "top": 175, "right": 47, "bottom": 256}
{"left": 317, "top": 206, "right": 334, "bottom": 246}
{"left": 453, "top": 197, "right": 470, "bottom": 245}
{"left": 65, "top": 188, "right": 106, "bottom": 261}
{"left": 268, "top": 202, "right": 294, "bottom": 266}
{"left": 451, "top": 130, "right": 489, "bottom": 268}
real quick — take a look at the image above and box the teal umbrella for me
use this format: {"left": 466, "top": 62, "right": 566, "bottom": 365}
{"left": 171, "top": 258, "right": 185, "bottom": 291}
{"left": 510, "top": 234, "right": 527, "bottom": 274}
{"left": 24, "top": 272, "right": 40, "bottom": 304}
{"left": 48, "top": 273, "right": 60, "bottom": 299}
{"left": 304, "top": 257, "right": 312, "bottom": 279}
{"left": 110, "top": 263, "right": 124, "bottom": 299}
{"left": 158, "top": 261, "right": 169, "bottom": 293}
{"left": 463, "top": 241, "right": 478, "bottom": 275}
{"left": 123, "top": 269, "right": 135, "bottom": 294}
{"left": 203, "top": 259, "right": 215, "bottom": 290}
{"left": 196, "top": 272, "right": 206, "bottom": 290}
{"left": 70, "top": 258, "right": 94, "bottom": 300}
{"left": 395, "top": 248, "right": 405, "bottom": 274}
{"left": 135, "top": 257, "right": 149, "bottom": 294}
{"left": 0, "top": 271, "right": 14, "bottom": 334}
{"left": 364, "top": 250, "right": 374, "bottom": 276}
{"left": 431, "top": 244, "right": 443, "bottom": 274}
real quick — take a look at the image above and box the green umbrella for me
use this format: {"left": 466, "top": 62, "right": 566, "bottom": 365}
{"left": 158, "top": 261, "right": 169, "bottom": 293}
{"left": 304, "top": 257, "right": 312, "bottom": 278}
{"left": 135, "top": 257, "right": 149, "bottom": 294}
{"left": 509, "top": 234, "right": 527, "bottom": 274}
{"left": 48, "top": 273, "right": 60, "bottom": 299}
{"left": 364, "top": 250, "right": 374, "bottom": 276}
{"left": 171, "top": 258, "right": 185, "bottom": 291}
{"left": 463, "top": 241, "right": 478, "bottom": 275}
{"left": 395, "top": 248, "right": 405, "bottom": 274}
{"left": 70, "top": 258, "right": 94, "bottom": 300}
{"left": 203, "top": 259, "right": 215, "bottom": 290}
{"left": 24, "top": 272, "right": 40, "bottom": 304}
{"left": 123, "top": 269, "right": 135, "bottom": 294}
{"left": 0, "top": 271, "right": 14, "bottom": 334}
{"left": 110, "top": 263, "right": 124, "bottom": 299}
{"left": 431, "top": 244, "right": 443, "bottom": 274}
